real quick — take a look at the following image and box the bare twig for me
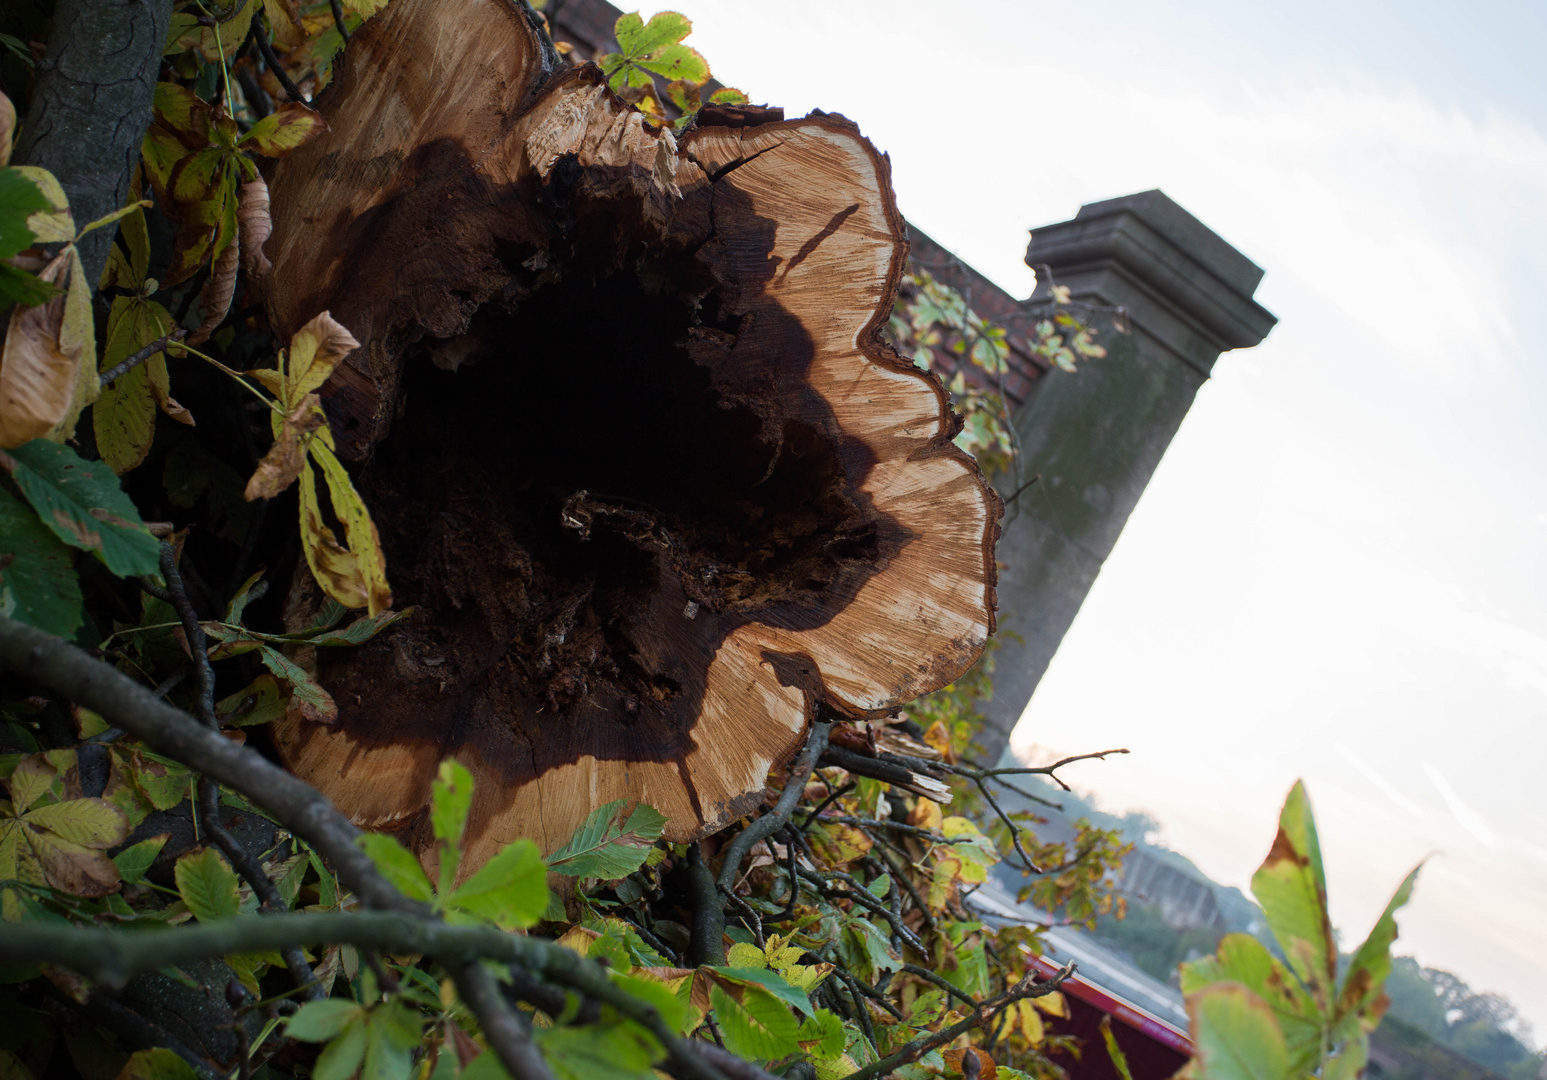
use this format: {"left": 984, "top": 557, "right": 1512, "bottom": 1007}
{"left": 453, "top": 962, "right": 555, "bottom": 1080}
{"left": 716, "top": 723, "right": 832, "bottom": 893}
{"left": 328, "top": 0, "right": 351, "bottom": 42}
{"left": 158, "top": 547, "right": 320, "bottom": 999}
{"left": 844, "top": 964, "right": 1077, "bottom": 1080}
{"left": 101, "top": 331, "right": 185, "bottom": 388}
{"left": 251, "top": 21, "right": 304, "bottom": 103}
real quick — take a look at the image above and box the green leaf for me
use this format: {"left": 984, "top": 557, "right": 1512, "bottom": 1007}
{"left": 174, "top": 846, "right": 241, "bottom": 922}
{"left": 613, "top": 11, "right": 692, "bottom": 58}
{"left": 430, "top": 759, "right": 473, "bottom": 854}
{"left": 0, "top": 261, "right": 58, "bottom": 308}
{"left": 215, "top": 675, "right": 286, "bottom": 728}
{"left": 0, "top": 440, "right": 161, "bottom": 578}
{"left": 0, "top": 485, "right": 83, "bottom": 637}
{"left": 1251, "top": 781, "right": 1336, "bottom": 1008}
{"left": 303, "top": 607, "right": 413, "bottom": 646}
{"left": 0, "top": 167, "right": 49, "bottom": 260}
{"left": 447, "top": 838, "right": 548, "bottom": 930}
{"left": 355, "top": 833, "right": 434, "bottom": 903}
{"left": 1100, "top": 1016, "right": 1135, "bottom": 1080}
{"left": 225, "top": 569, "right": 265, "bottom": 625}
{"left": 113, "top": 833, "right": 170, "bottom": 884}
{"left": 361, "top": 1001, "right": 420, "bottom": 1080}
{"left": 796, "top": 1009, "right": 846, "bottom": 1060}
{"left": 118, "top": 1048, "right": 200, "bottom": 1080}
{"left": 633, "top": 44, "right": 709, "bottom": 84}
{"left": 534, "top": 1020, "right": 662, "bottom": 1080}
{"left": 709, "top": 979, "right": 800, "bottom": 1063}
{"left": 287, "top": 998, "right": 365, "bottom": 1041}
{"left": 710, "top": 966, "right": 815, "bottom": 1017}
{"left": 313, "top": 1017, "right": 369, "bottom": 1080}
{"left": 259, "top": 644, "right": 338, "bottom": 724}
{"left": 1187, "top": 983, "right": 1291, "bottom": 1080}
{"left": 1335, "top": 861, "right": 1422, "bottom": 1029}
{"left": 546, "top": 799, "right": 667, "bottom": 880}
{"left": 1181, "top": 933, "right": 1321, "bottom": 1074}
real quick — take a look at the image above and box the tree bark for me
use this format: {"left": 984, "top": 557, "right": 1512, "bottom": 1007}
{"left": 15, "top": 0, "right": 173, "bottom": 287}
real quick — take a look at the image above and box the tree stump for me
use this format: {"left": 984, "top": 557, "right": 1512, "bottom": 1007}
{"left": 261, "top": 0, "right": 1001, "bottom": 875}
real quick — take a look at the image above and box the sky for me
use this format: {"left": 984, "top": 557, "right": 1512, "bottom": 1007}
{"left": 669, "top": 0, "right": 1547, "bottom": 1039}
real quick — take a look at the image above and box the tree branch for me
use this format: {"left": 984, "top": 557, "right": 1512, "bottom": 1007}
{"left": 101, "top": 332, "right": 185, "bottom": 389}
{"left": 0, "top": 616, "right": 412, "bottom": 913}
{"left": 453, "top": 961, "right": 555, "bottom": 1080}
{"left": 843, "top": 964, "right": 1076, "bottom": 1080}
{"left": 716, "top": 722, "right": 831, "bottom": 893}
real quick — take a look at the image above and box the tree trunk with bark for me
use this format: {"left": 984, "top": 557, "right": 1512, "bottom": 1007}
{"left": 262, "top": 0, "right": 1001, "bottom": 875}
{"left": 15, "top": 0, "right": 173, "bottom": 288}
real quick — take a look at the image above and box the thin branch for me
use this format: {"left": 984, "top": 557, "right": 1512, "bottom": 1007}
{"left": 959, "top": 749, "right": 1130, "bottom": 792}
{"left": 328, "top": 0, "right": 351, "bottom": 42}
{"left": 969, "top": 774, "right": 1042, "bottom": 874}
{"left": 900, "top": 963, "right": 978, "bottom": 1011}
{"left": 160, "top": 547, "right": 321, "bottom": 999}
{"left": 799, "top": 779, "right": 854, "bottom": 831}
{"left": 869, "top": 835, "right": 936, "bottom": 934}
{"left": 454, "top": 962, "right": 555, "bottom": 1080}
{"left": 251, "top": 21, "right": 304, "bottom": 103}
{"left": 0, "top": 616, "right": 413, "bottom": 913}
{"left": 843, "top": 964, "right": 1076, "bottom": 1080}
{"left": 101, "top": 332, "right": 185, "bottom": 388}
{"left": 0, "top": 911, "right": 735, "bottom": 1080}
{"left": 716, "top": 723, "right": 831, "bottom": 893}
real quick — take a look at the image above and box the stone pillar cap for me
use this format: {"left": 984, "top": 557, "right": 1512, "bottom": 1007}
{"left": 1026, "top": 189, "right": 1277, "bottom": 371}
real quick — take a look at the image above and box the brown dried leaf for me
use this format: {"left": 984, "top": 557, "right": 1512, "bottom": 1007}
{"left": 0, "top": 252, "right": 75, "bottom": 447}
{"left": 285, "top": 312, "right": 360, "bottom": 402}
{"left": 244, "top": 393, "right": 325, "bottom": 500}
{"left": 0, "top": 90, "right": 14, "bottom": 169}
{"left": 186, "top": 230, "right": 239, "bottom": 346}
{"left": 238, "top": 177, "right": 273, "bottom": 278}
{"left": 28, "top": 826, "right": 123, "bottom": 896}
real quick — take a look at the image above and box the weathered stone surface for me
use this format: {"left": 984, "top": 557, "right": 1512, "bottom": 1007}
{"left": 979, "top": 191, "right": 1276, "bottom": 763}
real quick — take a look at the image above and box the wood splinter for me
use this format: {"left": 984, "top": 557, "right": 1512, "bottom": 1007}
{"left": 261, "top": 0, "right": 1001, "bottom": 877}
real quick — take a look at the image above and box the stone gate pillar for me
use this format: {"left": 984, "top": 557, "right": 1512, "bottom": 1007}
{"left": 975, "top": 190, "right": 1277, "bottom": 764}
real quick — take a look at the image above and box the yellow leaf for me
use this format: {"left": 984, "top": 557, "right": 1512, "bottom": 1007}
{"left": 13, "top": 167, "right": 73, "bottom": 242}
{"left": 5, "top": 755, "right": 59, "bottom": 813}
{"left": 726, "top": 941, "right": 767, "bottom": 969}
{"left": 343, "top": 0, "right": 389, "bottom": 18}
{"left": 24, "top": 798, "right": 128, "bottom": 848}
{"left": 284, "top": 312, "right": 359, "bottom": 403}
{"left": 245, "top": 392, "right": 325, "bottom": 500}
{"left": 262, "top": 0, "right": 307, "bottom": 48}
{"left": 0, "top": 252, "right": 77, "bottom": 447}
{"left": 809, "top": 821, "right": 872, "bottom": 866}
{"left": 246, "top": 368, "right": 285, "bottom": 398}
{"left": 165, "top": 0, "right": 258, "bottom": 64}
{"left": 242, "top": 102, "right": 330, "bottom": 157}
{"left": 1032, "top": 990, "right": 1070, "bottom": 1019}
{"left": 309, "top": 439, "right": 392, "bottom": 615}
{"left": 95, "top": 296, "right": 177, "bottom": 474}
{"left": 909, "top": 797, "right": 943, "bottom": 833}
{"left": 1016, "top": 998, "right": 1045, "bottom": 1045}
{"left": 555, "top": 926, "right": 599, "bottom": 957}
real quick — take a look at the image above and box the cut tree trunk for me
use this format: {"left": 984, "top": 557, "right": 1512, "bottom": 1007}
{"left": 261, "top": 0, "right": 1001, "bottom": 876}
